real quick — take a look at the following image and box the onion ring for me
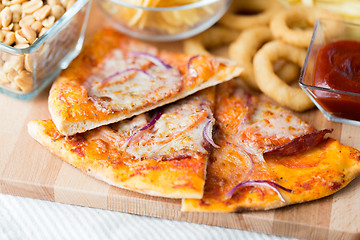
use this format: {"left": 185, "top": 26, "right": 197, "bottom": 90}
{"left": 270, "top": 6, "right": 341, "bottom": 48}
{"left": 183, "top": 25, "right": 240, "bottom": 55}
{"left": 219, "top": 0, "right": 285, "bottom": 31}
{"left": 229, "top": 27, "right": 300, "bottom": 90}
{"left": 253, "top": 41, "right": 314, "bottom": 112}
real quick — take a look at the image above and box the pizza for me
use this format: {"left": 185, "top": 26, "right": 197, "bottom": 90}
{"left": 49, "top": 29, "right": 242, "bottom": 136}
{"left": 182, "top": 81, "right": 360, "bottom": 212}
{"left": 29, "top": 79, "right": 360, "bottom": 208}
{"left": 28, "top": 28, "right": 360, "bottom": 211}
{"left": 29, "top": 88, "right": 215, "bottom": 199}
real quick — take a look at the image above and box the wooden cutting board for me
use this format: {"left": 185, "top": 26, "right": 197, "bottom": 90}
{"left": 1, "top": 4, "right": 360, "bottom": 240}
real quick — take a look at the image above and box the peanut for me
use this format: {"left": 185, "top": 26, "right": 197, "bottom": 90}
{"left": 0, "top": 71, "right": 9, "bottom": 84}
{"left": 51, "top": 5, "right": 64, "bottom": 20}
{"left": 2, "top": 23, "right": 14, "bottom": 31}
{"left": 14, "top": 70, "right": 33, "bottom": 92}
{"left": 47, "top": 0, "right": 60, "bottom": 7}
{"left": 13, "top": 22, "right": 20, "bottom": 31}
{"left": 21, "top": 25, "right": 36, "bottom": 44}
{"left": 14, "top": 43, "right": 29, "bottom": 48}
{"left": 9, "top": 4, "right": 22, "bottom": 14}
{"left": 9, "top": 69, "right": 21, "bottom": 90}
{"left": 1, "top": 7, "right": 12, "bottom": 28}
{"left": 24, "top": 54, "right": 33, "bottom": 71}
{"left": 3, "top": 0, "right": 27, "bottom": 6}
{"left": 15, "top": 29, "right": 28, "bottom": 44}
{"left": 30, "top": 20, "right": 42, "bottom": 34}
{"left": 3, "top": 61, "right": 13, "bottom": 73}
{"left": 12, "top": 12, "right": 21, "bottom": 23}
{"left": 19, "top": 14, "right": 34, "bottom": 27}
{"left": 38, "top": 26, "right": 48, "bottom": 36}
{"left": 42, "top": 15, "right": 54, "bottom": 28}
{"left": 3, "top": 55, "right": 24, "bottom": 73}
{"left": 22, "top": 0, "right": 43, "bottom": 14}
{"left": 33, "top": 5, "right": 50, "bottom": 21}
{"left": 12, "top": 55, "right": 24, "bottom": 72}
{"left": 3, "top": 31, "right": 15, "bottom": 45}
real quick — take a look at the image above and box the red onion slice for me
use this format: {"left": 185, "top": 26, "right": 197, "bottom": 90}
{"left": 186, "top": 55, "right": 200, "bottom": 78}
{"left": 227, "top": 180, "right": 292, "bottom": 202}
{"left": 226, "top": 141, "right": 254, "bottom": 166}
{"left": 241, "top": 93, "right": 253, "bottom": 125}
{"left": 263, "top": 129, "right": 333, "bottom": 157}
{"left": 203, "top": 119, "right": 220, "bottom": 148}
{"left": 129, "top": 51, "right": 172, "bottom": 69}
{"left": 237, "top": 144, "right": 254, "bottom": 166}
{"left": 226, "top": 141, "right": 254, "bottom": 180}
{"left": 123, "top": 110, "right": 164, "bottom": 149}
{"left": 101, "top": 68, "right": 153, "bottom": 85}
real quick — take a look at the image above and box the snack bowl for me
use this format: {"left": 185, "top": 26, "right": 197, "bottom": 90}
{"left": 95, "top": 0, "right": 232, "bottom": 42}
{"left": 299, "top": 18, "right": 360, "bottom": 126}
{"left": 0, "top": 0, "right": 91, "bottom": 100}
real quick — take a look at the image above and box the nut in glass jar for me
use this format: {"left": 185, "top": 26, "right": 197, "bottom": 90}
{"left": 0, "top": 0, "right": 91, "bottom": 100}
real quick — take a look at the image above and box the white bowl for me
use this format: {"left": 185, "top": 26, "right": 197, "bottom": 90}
{"left": 95, "top": 0, "right": 232, "bottom": 41}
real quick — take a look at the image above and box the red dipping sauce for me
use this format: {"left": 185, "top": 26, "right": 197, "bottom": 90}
{"left": 313, "top": 40, "right": 360, "bottom": 121}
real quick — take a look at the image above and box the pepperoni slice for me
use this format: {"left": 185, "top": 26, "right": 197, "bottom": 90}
{"left": 263, "top": 129, "right": 333, "bottom": 157}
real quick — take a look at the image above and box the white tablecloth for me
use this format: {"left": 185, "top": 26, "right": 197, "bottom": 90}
{"left": 0, "top": 194, "right": 299, "bottom": 240}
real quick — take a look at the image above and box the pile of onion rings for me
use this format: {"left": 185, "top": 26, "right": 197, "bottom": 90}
{"left": 183, "top": 0, "right": 342, "bottom": 112}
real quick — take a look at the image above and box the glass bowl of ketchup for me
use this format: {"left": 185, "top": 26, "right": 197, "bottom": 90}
{"left": 299, "top": 18, "right": 360, "bottom": 126}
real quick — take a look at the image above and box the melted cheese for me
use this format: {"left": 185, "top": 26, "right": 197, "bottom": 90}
{"left": 238, "top": 103, "right": 315, "bottom": 153}
{"left": 116, "top": 95, "right": 213, "bottom": 160}
{"left": 85, "top": 50, "right": 182, "bottom": 113}
{"left": 114, "top": 114, "right": 149, "bottom": 136}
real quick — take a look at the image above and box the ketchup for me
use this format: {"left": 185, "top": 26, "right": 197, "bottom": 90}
{"left": 313, "top": 40, "right": 360, "bottom": 121}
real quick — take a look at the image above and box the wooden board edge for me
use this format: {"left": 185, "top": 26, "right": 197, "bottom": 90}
{"left": 1, "top": 178, "right": 359, "bottom": 240}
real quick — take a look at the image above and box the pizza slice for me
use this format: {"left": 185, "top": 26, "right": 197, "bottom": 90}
{"left": 49, "top": 29, "right": 242, "bottom": 136}
{"left": 29, "top": 88, "right": 215, "bottom": 199}
{"left": 182, "top": 81, "right": 360, "bottom": 212}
